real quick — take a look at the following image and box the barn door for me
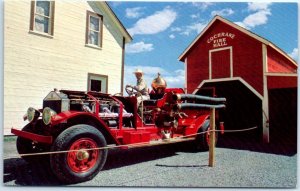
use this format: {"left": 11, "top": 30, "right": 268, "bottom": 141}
{"left": 209, "top": 47, "right": 232, "bottom": 79}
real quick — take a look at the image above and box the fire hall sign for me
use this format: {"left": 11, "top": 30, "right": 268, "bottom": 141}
{"left": 207, "top": 32, "right": 235, "bottom": 48}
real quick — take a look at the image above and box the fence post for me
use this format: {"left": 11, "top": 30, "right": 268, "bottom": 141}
{"left": 209, "top": 108, "right": 216, "bottom": 167}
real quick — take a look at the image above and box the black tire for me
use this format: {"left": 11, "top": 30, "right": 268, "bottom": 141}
{"left": 16, "top": 123, "right": 49, "bottom": 163}
{"left": 50, "top": 124, "right": 108, "bottom": 184}
{"left": 194, "top": 120, "right": 218, "bottom": 151}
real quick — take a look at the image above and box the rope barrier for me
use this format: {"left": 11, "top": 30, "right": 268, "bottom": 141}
{"left": 4, "top": 126, "right": 257, "bottom": 160}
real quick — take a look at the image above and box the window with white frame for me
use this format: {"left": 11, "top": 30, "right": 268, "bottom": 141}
{"left": 88, "top": 73, "right": 108, "bottom": 93}
{"left": 86, "top": 11, "right": 103, "bottom": 47}
{"left": 30, "top": 1, "right": 55, "bottom": 35}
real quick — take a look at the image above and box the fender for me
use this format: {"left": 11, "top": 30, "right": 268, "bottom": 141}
{"left": 51, "top": 111, "right": 120, "bottom": 145}
{"left": 194, "top": 114, "right": 210, "bottom": 132}
{"left": 180, "top": 114, "right": 210, "bottom": 136}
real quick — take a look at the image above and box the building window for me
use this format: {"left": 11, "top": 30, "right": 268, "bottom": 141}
{"left": 30, "top": 1, "right": 55, "bottom": 35}
{"left": 88, "top": 73, "right": 108, "bottom": 93}
{"left": 86, "top": 11, "right": 103, "bottom": 47}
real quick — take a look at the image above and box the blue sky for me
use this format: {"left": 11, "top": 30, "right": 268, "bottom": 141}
{"left": 108, "top": 1, "right": 298, "bottom": 89}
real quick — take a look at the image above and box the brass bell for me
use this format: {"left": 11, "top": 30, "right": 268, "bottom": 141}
{"left": 151, "top": 73, "right": 167, "bottom": 93}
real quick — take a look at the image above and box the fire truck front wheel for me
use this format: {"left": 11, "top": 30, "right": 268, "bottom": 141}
{"left": 50, "top": 124, "right": 108, "bottom": 184}
{"left": 17, "top": 123, "right": 49, "bottom": 163}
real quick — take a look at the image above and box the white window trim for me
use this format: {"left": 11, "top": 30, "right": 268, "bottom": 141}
{"left": 31, "top": 1, "right": 54, "bottom": 35}
{"left": 29, "top": 30, "right": 53, "bottom": 38}
{"left": 85, "top": 44, "right": 102, "bottom": 50}
{"left": 88, "top": 73, "right": 108, "bottom": 93}
{"left": 88, "top": 15, "right": 100, "bottom": 46}
{"left": 209, "top": 46, "right": 233, "bottom": 79}
{"left": 262, "top": 44, "right": 269, "bottom": 143}
{"left": 192, "top": 77, "right": 264, "bottom": 100}
{"left": 86, "top": 11, "right": 103, "bottom": 48}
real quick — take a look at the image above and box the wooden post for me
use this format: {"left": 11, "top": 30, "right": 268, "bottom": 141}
{"left": 209, "top": 108, "right": 215, "bottom": 167}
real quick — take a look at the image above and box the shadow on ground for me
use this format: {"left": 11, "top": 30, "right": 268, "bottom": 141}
{"left": 3, "top": 158, "right": 62, "bottom": 186}
{"left": 216, "top": 133, "right": 297, "bottom": 157}
{"left": 3, "top": 134, "right": 296, "bottom": 186}
{"left": 3, "top": 143, "right": 182, "bottom": 186}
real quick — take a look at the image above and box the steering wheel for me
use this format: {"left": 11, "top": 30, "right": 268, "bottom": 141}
{"left": 125, "top": 85, "right": 143, "bottom": 97}
{"left": 125, "top": 86, "right": 136, "bottom": 96}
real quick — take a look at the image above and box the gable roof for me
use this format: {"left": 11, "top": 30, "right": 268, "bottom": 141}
{"left": 178, "top": 15, "right": 297, "bottom": 67}
{"left": 96, "top": 2, "right": 132, "bottom": 43}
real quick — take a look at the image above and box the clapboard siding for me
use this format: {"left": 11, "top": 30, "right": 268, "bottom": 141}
{"left": 4, "top": 1, "right": 125, "bottom": 134}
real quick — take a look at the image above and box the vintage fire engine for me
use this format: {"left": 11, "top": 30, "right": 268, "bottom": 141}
{"left": 11, "top": 74, "right": 226, "bottom": 183}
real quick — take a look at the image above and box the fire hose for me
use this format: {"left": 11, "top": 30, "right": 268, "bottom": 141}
{"left": 173, "top": 93, "right": 226, "bottom": 102}
{"left": 173, "top": 103, "right": 226, "bottom": 111}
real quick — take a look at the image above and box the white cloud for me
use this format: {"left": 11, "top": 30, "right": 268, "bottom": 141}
{"left": 109, "top": 2, "right": 122, "bottom": 7}
{"left": 126, "top": 42, "right": 154, "bottom": 54}
{"left": 248, "top": 2, "right": 272, "bottom": 12}
{"left": 190, "top": 13, "right": 200, "bottom": 19}
{"left": 124, "top": 66, "right": 185, "bottom": 92}
{"left": 125, "top": 7, "right": 144, "bottom": 19}
{"left": 211, "top": 8, "right": 234, "bottom": 17}
{"left": 191, "top": 2, "right": 214, "bottom": 11}
{"left": 171, "top": 27, "right": 182, "bottom": 32}
{"left": 234, "top": 21, "right": 248, "bottom": 29}
{"left": 180, "top": 22, "right": 207, "bottom": 36}
{"left": 169, "top": 34, "right": 175, "bottom": 39}
{"left": 289, "top": 48, "right": 299, "bottom": 61}
{"left": 164, "top": 70, "right": 185, "bottom": 88}
{"left": 128, "top": 7, "right": 177, "bottom": 36}
{"left": 236, "top": 3, "right": 272, "bottom": 29}
{"left": 243, "top": 10, "right": 271, "bottom": 28}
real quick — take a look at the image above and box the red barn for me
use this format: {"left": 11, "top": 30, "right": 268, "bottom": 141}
{"left": 179, "top": 16, "right": 297, "bottom": 143}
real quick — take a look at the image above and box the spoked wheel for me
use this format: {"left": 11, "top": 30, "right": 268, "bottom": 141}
{"left": 67, "top": 138, "right": 99, "bottom": 173}
{"left": 194, "top": 120, "right": 218, "bottom": 151}
{"left": 50, "top": 124, "right": 108, "bottom": 184}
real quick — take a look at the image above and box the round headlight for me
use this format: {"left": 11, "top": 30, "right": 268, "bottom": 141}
{"left": 43, "top": 107, "right": 56, "bottom": 125}
{"left": 27, "top": 107, "right": 40, "bottom": 122}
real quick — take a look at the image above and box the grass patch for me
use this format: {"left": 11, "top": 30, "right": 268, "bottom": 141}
{"left": 3, "top": 136, "right": 17, "bottom": 142}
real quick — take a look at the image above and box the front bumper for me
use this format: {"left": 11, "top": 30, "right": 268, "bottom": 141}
{"left": 11, "top": 128, "right": 53, "bottom": 144}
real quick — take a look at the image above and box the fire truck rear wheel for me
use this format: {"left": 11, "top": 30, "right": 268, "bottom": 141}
{"left": 16, "top": 123, "right": 49, "bottom": 163}
{"left": 50, "top": 124, "right": 108, "bottom": 184}
{"left": 194, "top": 120, "right": 218, "bottom": 151}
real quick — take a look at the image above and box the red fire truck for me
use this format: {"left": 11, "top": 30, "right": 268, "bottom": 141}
{"left": 11, "top": 82, "right": 225, "bottom": 183}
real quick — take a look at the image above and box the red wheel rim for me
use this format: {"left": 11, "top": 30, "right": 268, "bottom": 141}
{"left": 67, "top": 138, "right": 99, "bottom": 173}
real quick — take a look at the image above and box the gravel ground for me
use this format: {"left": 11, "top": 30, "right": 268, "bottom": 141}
{"left": 3, "top": 136, "right": 297, "bottom": 188}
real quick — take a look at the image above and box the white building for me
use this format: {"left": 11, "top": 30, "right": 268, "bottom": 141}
{"left": 4, "top": 1, "right": 132, "bottom": 134}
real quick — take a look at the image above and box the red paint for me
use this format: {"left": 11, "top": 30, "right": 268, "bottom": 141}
{"left": 11, "top": 87, "right": 226, "bottom": 184}
{"left": 181, "top": 17, "right": 298, "bottom": 97}
{"left": 179, "top": 16, "right": 298, "bottom": 143}
{"left": 211, "top": 48, "right": 231, "bottom": 78}
{"left": 122, "top": 131, "right": 151, "bottom": 144}
{"left": 267, "top": 76, "right": 298, "bottom": 89}
{"left": 219, "top": 122, "right": 224, "bottom": 134}
{"left": 267, "top": 46, "right": 297, "bottom": 73}
{"left": 67, "top": 138, "right": 99, "bottom": 173}
{"left": 13, "top": 89, "right": 220, "bottom": 147}
{"left": 11, "top": 128, "right": 53, "bottom": 144}
{"left": 51, "top": 111, "right": 120, "bottom": 145}
{"left": 184, "top": 19, "right": 264, "bottom": 95}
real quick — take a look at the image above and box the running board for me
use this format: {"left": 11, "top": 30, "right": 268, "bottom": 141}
{"left": 126, "top": 137, "right": 195, "bottom": 149}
